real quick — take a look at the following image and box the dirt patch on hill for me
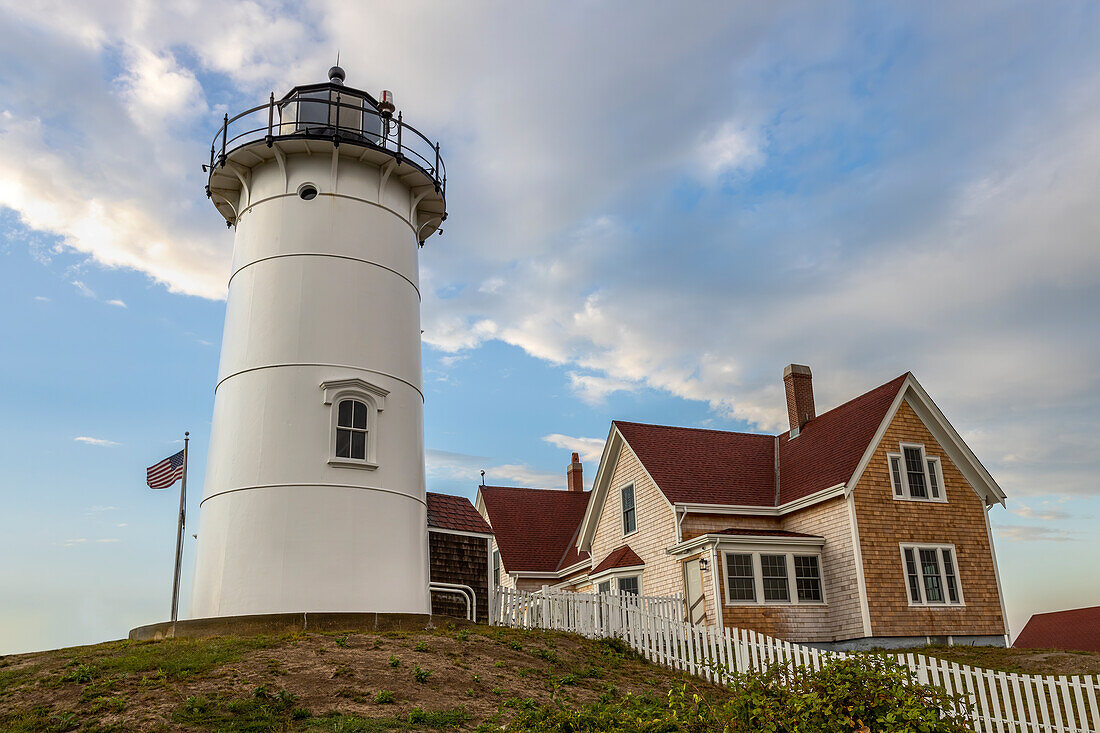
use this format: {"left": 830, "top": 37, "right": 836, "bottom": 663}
{"left": 0, "top": 625, "right": 716, "bottom": 731}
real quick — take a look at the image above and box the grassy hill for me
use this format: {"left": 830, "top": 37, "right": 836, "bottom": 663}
{"left": 0, "top": 624, "right": 723, "bottom": 732}
{"left": 3, "top": 625, "right": 1098, "bottom": 732}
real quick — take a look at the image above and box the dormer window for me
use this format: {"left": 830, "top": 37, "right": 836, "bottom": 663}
{"left": 321, "top": 378, "right": 388, "bottom": 469}
{"left": 887, "top": 444, "right": 944, "bottom": 502}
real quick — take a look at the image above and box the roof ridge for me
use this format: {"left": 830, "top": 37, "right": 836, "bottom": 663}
{"left": 615, "top": 419, "right": 774, "bottom": 440}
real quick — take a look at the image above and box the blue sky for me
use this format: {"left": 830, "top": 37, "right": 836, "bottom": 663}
{"left": 1, "top": 1, "right": 1099, "bottom": 654}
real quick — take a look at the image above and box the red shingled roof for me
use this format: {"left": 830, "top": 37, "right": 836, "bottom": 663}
{"left": 1014, "top": 606, "right": 1100, "bottom": 653}
{"left": 777, "top": 373, "right": 908, "bottom": 503}
{"left": 426, "top": 492, "right": 493, "bottom": 535}
{"left": 709, "top": 527, "right": 822, "bottom": 539}
{"left": 614, "top": 422, "right": 776, "bottom": 506}
{"left": 592, "top": 545, "right": 644, "bottom": 575}
{"left": 615, "top": 373, "right": 908, "bottom": 508}
{"left": 479, "top": 486, "right": 591, "bottom": 573}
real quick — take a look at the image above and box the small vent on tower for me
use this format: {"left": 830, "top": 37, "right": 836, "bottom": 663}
{"left": 298, "top": 183, "right": 318, "bottom": 201}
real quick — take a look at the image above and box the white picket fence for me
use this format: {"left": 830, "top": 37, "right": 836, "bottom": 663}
{"left": 493, "top": 587, "right": 1100, "bottom": 733}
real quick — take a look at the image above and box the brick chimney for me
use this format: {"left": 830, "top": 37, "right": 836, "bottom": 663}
{"left": 567, "top": 452, "right": 584, "bottom": 492}
{"left": 784, "top": 364, "right": 816, "bottom": 436}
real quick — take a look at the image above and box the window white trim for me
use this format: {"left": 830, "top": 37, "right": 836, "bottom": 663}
{"left": 720, "top": 548, "right": 826, "bottom": 607}
{"left": 590, "top": 568, "right": 644, "bottom": 595}
{"left": 888, "top": 443, "right": 947, "bottom": 503}
{"left": 620, "top": 483, "right": 638, "bottom": 538}
{"left": 320, "top": 378, "right": 388, "bottom": 469}
{"left": 899, "top": 543, "right": 964, "bottom": 607}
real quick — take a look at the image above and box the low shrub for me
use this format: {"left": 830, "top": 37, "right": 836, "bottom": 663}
{"left": 506, "top": 656, "right": 971, "bottom": 733}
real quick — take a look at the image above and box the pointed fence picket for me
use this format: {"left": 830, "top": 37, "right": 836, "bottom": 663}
{"left": 493, "top": 587, "right": 1098, "bottom": 732}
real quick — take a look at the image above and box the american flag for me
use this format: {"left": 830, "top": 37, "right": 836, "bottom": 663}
{"left": 147, "top": 449, "right": 185, "bottom": 489}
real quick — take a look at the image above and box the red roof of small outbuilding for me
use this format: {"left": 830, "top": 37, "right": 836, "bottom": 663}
{"left": 426, "top": 492, "right": 493, "bottom": 535}
{"left": 479, "top": 486, "right": 591, "bottom": 573}
{"left": 1014, "top": 606, "right": 1100, "bottom": 653}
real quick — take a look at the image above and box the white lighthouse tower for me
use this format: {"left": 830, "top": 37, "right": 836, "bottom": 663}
{"left": 190, "top": 67, "right": 446, "bottom": 618}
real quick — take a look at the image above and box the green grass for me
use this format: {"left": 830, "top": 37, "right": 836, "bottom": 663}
{"left": 58, "top": 635, "right": 283, "bottom": 684}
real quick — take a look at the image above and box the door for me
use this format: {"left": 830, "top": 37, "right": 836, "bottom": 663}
{"left": 684, "top": 558, "right": 706, "bottom": 624}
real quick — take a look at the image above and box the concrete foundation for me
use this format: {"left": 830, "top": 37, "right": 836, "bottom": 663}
{"left": 128, "top": 612, "right": 453, "bottom": 642}
{"left": 805, "top": 634, "right": 1008, "bottom": 652}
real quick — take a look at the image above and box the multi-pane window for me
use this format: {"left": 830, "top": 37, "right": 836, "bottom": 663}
{"left": 904, "top": 447, "right": 928, "bottom": 498}
{"left": 723, "top": 551, "right": 824, "bottom": 605}
{"left": 597, "top": 581, "right": 611, "bottom": 594}
{"left": 493, "top": 550, "right": 501, "bottom": 586}
{"left": 725, "top": 553, "right": 756, "bottom": 602}
{"left": 336, "top": 399, "right": 368, "bottom": 460}
{"left": 621, "top": 484, "right": 636, "bottom": 535}
{"left": 887, "top": 444, "right": 945, "bottom": 502}
{"left": 901, "top": 545, "right": 963, "bottom": 605}
{"left": 761, "top": 554, "right": 790, "bottom": 602}
{"left": 793, "top": 555, "right": 823, "bottom": 602}
{"left": 618, "top": 576, "right": 640, "bottom": 595}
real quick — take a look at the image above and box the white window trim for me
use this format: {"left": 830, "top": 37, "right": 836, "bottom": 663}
{"left": 590, "top": 568, "right": 644, "bottom": 595}
{"left": 720, "top": 547, "right": 826, "bottom": 607}
{"left": 899, "top": 543, "right": 965, "bottom": 607}
{"left": 888, "top": 443, "right": 947, "bottom": 503}
{"left": 320, "top": 378, "right": 388, "bottom": 470}
{"left": 620, "top": 483, "right": 638, "bottom": 538}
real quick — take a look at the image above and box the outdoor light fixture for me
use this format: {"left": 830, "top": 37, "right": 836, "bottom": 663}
{"left": 700, "top": 557, "right": 709, "bottom": 572}
{"left": 378, "top": 90, "right": 395, "bottom": 119}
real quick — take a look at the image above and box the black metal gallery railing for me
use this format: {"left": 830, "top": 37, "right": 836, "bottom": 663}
{"left": 206, "top": 84, "right": 446, "bottom": 199}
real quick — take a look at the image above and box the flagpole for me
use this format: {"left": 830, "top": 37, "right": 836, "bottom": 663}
{"left": 170, "top": 431, "right": 188, "bottom": 628}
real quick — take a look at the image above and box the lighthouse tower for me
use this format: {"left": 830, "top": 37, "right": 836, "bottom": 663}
{"left": 190, "top": 67, "right": 446, "bottom": 618}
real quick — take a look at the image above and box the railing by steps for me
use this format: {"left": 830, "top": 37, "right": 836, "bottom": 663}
{"left": 493, "top": 587, "right": 1100, "bottom": 733}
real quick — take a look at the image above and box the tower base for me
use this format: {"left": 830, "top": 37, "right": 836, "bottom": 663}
{"left": 128, "top": 611, "right": 453, "bottom": 641}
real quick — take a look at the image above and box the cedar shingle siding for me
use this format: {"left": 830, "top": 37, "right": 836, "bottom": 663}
{"left": 428, "top": 531, "right": 490, "bottom": 623}
{"left": 853, "top": 399, "right": 1006, "bottom": 638}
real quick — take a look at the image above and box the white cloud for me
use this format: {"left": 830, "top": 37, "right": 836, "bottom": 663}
{"left": 697, "top": 121, "right": 764, "bottom": 178}
{"left": 994, "top": 525, "right": 1077, "bottom": 543}
{"left": 71, "top": 280, "right": 96, "bottom": 299}
{"left": 425, "top": 448, "right": 565, "bottom": 490}
{"left": 74, "top": 437, "right": 120, "bottom": 447}
{"left": 1010, "top": 505, "right": 1074, "bottom": 522}
{"left": 542, "top": 433, "right": 606, "bottom": 464}
{"left": 105, "top": 299, "right": 126, "bottom": 308}
{"left": 566, "top": 372, "right": 640, "bottom": 405}
{"left": 33, "top": 295, "right": 49, "bottom": 302}
{"left": 95, "top": 538, "right": 120, "bottom": 544}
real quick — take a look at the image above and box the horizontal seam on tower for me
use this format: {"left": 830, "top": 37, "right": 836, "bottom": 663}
{"left": 227, "top": 253, "right": 421, "bottom": 300}
{"left": 215, "top": 363, "right": 425, "bottom": 401}
{"left": 236, "top": 192, "right": 419, "bottom": 234}
{"left": 199, "top": 483, "right": 430, "bottom": 508}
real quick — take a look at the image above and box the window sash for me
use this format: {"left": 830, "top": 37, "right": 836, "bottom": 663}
{"left": 927, "top": 458, "right": 941, "bottom": 499}
{"left": 903, "top": 548, "right": 922, "bottom": 603}
{"left": 335, "top": 399, "right": 369, "bottom": 460}
{"left": 725, "top": 553, "right": 756, "bottom": 602}
{"left": 597, "top": 581, "right": 611, "bottom": 594}
{"left": 902, "top": 545, "right": 962, "bottom": 605}
{"left": 760, "top": 554, "right": 790, "bottom": 602}
{"left": 904, "top": 447, "right": 928, "bottom": 498}
{"left": 621, "top": 485, "right": 636, "bottom": 534}
{"left": 618, "top": 576, "right": 640, "bottom": 595}
{"left": 889, "top": 455, "right": 904, "bottom": 497}
{"left": 793, "top": 555, "right": 823, "bottom": 602}
{"left": 890, "top": 446, "right": 944, "bottom": 502}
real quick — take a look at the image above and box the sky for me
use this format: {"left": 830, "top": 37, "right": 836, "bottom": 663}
{"left": 1, "top": 1, "right": 1098, "bottom": 655}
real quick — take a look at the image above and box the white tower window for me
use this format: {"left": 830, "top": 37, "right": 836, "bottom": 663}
{"left": 320, "top": 378, "right": 389, "bottom": 469}
{"left": 336, "top": 399, "right": 369, "bottom": 459}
